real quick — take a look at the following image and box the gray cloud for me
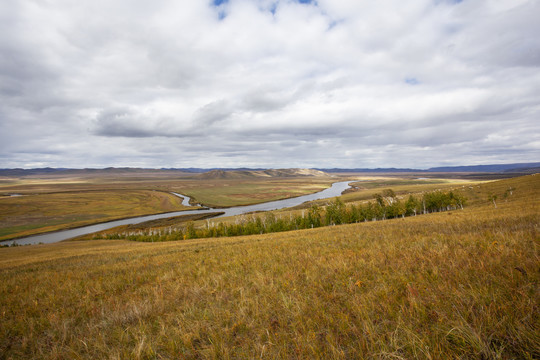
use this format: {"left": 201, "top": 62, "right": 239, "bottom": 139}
{"left": 0, "top": 0, "right": 539, "bottom": 169}
{"left": 193, "top": 100, "right": 234, "bottom": 126}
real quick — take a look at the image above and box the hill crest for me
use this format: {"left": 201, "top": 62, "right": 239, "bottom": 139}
{"left": 197, "top": 168, "right": 329, "bottom": 179}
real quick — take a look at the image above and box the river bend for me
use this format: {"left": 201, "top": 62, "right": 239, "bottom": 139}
{"left": 3, "top": 181, "right": 351, "bottom": 245}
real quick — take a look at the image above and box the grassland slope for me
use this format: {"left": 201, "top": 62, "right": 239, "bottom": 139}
{"left": 0, "top": 174, "right": 538, "bottom": 359}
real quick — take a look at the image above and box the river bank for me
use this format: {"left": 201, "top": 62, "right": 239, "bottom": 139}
{"left": 1, "top": 181, "right": 352, "bottom": 245}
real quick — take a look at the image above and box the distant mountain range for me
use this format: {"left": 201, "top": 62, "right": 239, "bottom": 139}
{"left": 169, "top": 162, "right": 540, "bottom": 173}
{"left": 0, "top": 162, "right": 538, "bottom": 177}
{"left": 425, "top": 163, "right": 540, "bottom": 173}
{"left": 0, "top": 167, "right": 192, "bottom": 177}
{"left": 317, "top": 162, "right": 540, "bottom": 173}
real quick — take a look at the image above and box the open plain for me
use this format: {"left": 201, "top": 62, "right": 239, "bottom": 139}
{"left": 0, "top": 172, "right": 538, "bottom": 359}
{"left": 0, "top": 170, "right": 336, "bottom": 241}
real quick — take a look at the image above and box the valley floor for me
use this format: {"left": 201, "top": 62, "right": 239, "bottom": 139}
{"left": 0, "top": 175, "right": 538, "bottom": 359}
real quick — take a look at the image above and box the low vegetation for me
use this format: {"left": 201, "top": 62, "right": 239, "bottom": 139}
{"left": 176, "top": 178, "right": 334, "bottom": 208}
{"left": 104, "top": 189, "right": 466, "bottom": 242}
{"left": 0, "top": 174, "right": 538, "bottom": 358}
{"left": 0, "top": 175, "right": 335, "bottom": 241}
{"left": 339, "top": 178, "right": 476, "bottom": 204}
{"left": 0, "top": 190, "right": 190, "bottom": 241}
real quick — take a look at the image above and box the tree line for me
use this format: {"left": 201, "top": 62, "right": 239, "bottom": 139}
{"left": 103, "top": 189, "right": 466, "bottom": 242}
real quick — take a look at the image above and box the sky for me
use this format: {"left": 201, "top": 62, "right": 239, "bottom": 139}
{"left": 0, "top": 0, "right": 539, "bottom": 169}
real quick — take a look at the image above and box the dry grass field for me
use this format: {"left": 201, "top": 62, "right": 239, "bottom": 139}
{"left": 0, "top": 175, "right": 335, "bottom": 241}
{"left": 169, "top": 178, "right": 335, "bottom": 208}
{"left": 188, "top": 177, "right": 481, "bottom": 230}
{"left": 0, "top": 190, "right": 189, "bottom": 241}
{"left": 331, "top": 177, "right": 479, "bottom": 205}
{"left": 0, "top": 174, "right": 538, "bottom": 359}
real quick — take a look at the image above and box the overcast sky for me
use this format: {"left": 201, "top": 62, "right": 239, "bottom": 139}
{"left": 1, "top": 0, "right": 539, "bottom": 169}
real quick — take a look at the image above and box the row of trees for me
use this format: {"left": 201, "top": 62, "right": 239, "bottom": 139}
{"left": 104, "top": 189, "right": 466, "bottom": 242}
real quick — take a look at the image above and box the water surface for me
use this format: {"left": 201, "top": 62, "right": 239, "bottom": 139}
{"left": 2, "top": 181, "right": 351, "bottom": 246}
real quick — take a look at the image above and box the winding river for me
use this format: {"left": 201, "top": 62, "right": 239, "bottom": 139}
{"left": 2, "top": 181, "right": 352, "bottom": 246}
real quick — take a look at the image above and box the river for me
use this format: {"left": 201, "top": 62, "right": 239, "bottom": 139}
{"left": 2, "top": 181, "right": 352, "bottom": 246}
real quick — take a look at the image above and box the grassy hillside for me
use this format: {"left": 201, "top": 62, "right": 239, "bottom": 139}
{"left": 0, "top": 174, "right": 538, "bottom": 359}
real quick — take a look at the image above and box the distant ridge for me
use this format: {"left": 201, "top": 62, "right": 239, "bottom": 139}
{"left": 317, "top": 162, "right": 540, "bottom": 173}
{"left": 318, "top": 168, "right": 424, "bottom": 173}
{"left": 167, "top": 167, "right": 266, "bottom": 173}
{"left": 0, "top": 163, "right": 538, "bottom": 177}
{"left": 197, "top": 168, "right": 329, "bottom": 179}
{"left": 427, "top": 162, "right": 540, "bottom": 173}
{"left": 0, "top": 167, "right": 192, "bottom": 177}
{"left": 0, "top": 167, "right": 69, "bottom": 176}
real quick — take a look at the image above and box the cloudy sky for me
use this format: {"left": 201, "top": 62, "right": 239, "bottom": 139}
{"left": 1, "top": 0, "right": 539, "bottom": 169}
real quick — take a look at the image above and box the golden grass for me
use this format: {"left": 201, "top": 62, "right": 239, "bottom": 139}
{"left": 0, "top": 176, "right": 336, "bottom": 240}
{"left": 339, "top": 178, "right": 482, "bottom": 204}
{"left": 0, "top": 190, "right": 189, "bottom": 241}
{"left": 174, "top": 178, "right": 335, "bottom": 208}
{"left": 0, "top": 174, "right": 538, "bottom": 359}
{"left": 192, "top": 177, "right": 481, "bottom": 229}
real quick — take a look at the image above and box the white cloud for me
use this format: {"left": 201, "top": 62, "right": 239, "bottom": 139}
{"left": 0, "top": 0, "right": 539, "bottom": 169}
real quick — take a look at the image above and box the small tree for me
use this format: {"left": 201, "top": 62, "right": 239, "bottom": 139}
{"left": 503, "top": 187, "right": 515, "bottom": 201}
{"left": 451, "top": 192, "right": 466, "bottom": 210}
{"left": 325, "top": 198, "right": 345, "bottom": 225}
{"left": 488, "top": 194, "right": 498, "bottom": 208}
{"left": 405, "top": 195, "right": 420, "bottom": 216}
{"left": 374, "top": 193, "right": 384, "bottom": 207}
{"left": 308, "top": 205, "right": 322, "bottom": 228}
{"left": 382, "top": 189, "right": 397, "bottom": 205}
{"left": 185, "top": 222, "right": 197, "bottom": 239}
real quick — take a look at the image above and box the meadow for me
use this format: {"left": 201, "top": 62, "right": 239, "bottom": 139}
{"left": 0, "top": 174, "right": 334, "bottom": 241}
{"left": 102, "top": 189, "right": 465, "bottom": 242}
{"left": 75, "top": 176, "right": 478, "bottom": 242}
{"left": 0, "top": 174, "right": 538, "bottom": 359}
{"left": 169, "top": 178, "right": 335, "bottom": 208}
{"left": 0, "top": 190, "right": 190, "bottom": 241}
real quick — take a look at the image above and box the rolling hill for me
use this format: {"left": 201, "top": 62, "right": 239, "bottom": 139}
{"left": 196, "top": 168, "right": 329, "bottom": 179}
